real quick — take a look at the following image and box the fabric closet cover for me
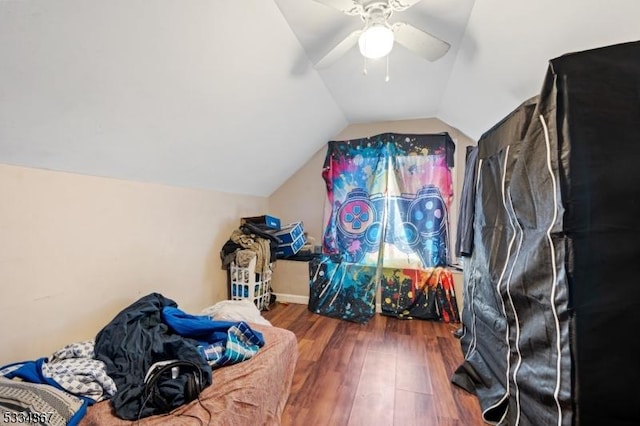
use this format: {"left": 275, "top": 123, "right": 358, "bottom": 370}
{"left": 453, "top": 40, "right": 640, "bottom": 426}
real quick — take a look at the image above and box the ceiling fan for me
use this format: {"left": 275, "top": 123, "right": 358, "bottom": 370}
{"left": 313, "top": 0, "right": 450, "bottom": 68}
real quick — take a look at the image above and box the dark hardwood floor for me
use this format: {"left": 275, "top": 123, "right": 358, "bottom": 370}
{"left": 262, "top": 302, "right": 485, "bottom": 426}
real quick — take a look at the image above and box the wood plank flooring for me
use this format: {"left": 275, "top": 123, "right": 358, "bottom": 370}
{"left": 263, "top": 303, "right": 485, "bottom": 426}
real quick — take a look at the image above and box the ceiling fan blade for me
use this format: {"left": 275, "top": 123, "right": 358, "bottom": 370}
{"left": 392, "top": 22, "right": 450, "bottom": 61}
{"left": 315, "top": 30, "right": 363, "bottom": 68}
{"left": 389, "top": 0, "right": 423, "bottom": 12}
{"left": 312, "top": 0, "right": 363, "bottom": 16}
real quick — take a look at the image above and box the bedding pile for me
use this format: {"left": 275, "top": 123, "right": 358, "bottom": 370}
{"left": 201, "top": 299, "right": 273, "bottom": 326}
{"left": 0, "top": 292, "right": 270, "bottom": 424}
{"left": 80, "top": 323, "right": 298, "bottom": 426}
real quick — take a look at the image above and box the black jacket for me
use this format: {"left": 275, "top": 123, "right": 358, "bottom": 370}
{"left": 94, "top": 293, "right": 212, "bottom": 420}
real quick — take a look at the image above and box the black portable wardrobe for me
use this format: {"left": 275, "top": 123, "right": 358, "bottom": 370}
{"left": 452, "top": 41, "right": 640, "bottom": 426}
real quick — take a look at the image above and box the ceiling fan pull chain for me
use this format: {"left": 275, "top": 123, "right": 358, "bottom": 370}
{"left": 363, "top": 56, "right": 368, "bottom": 76}
{"left": 385, "top": 54, "right": 390, "bottom": 82}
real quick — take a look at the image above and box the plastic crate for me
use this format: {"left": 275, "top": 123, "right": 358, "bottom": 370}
{"left": 229, "top": 259, "right": 272, "bottom": 311}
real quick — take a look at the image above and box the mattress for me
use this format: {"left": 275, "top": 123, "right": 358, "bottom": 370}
{"left": 79, "top": 324, "right": 298, "bottom": 426}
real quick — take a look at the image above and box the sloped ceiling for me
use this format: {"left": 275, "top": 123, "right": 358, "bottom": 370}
{"left": 0, "top": 0, "right": 347, "bottom": 196}
{"left": 1, "top": 0, "right": 640, "bottom": 196}
{"left": 274, "top": 0, "right": 476, "bottom": 123}
{"left": 439, "top": 0, "right": 640, "bottom": 140}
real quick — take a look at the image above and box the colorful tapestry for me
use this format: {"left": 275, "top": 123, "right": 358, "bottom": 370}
{"left": 308, "top": 255, "right": 377, "bottom": 324}
{"left": 311, "top": 133, "right": 458, "bottom": 323}
{"left": 380, "top": 267, "right": 459, "bottom": 322}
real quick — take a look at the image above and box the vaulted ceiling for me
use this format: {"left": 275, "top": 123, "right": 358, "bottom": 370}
{"left": 274, "top": 0, "right": 476, "bottom": 123}
{"left": 1, "top": 0, "right": 639, "bottom": 196}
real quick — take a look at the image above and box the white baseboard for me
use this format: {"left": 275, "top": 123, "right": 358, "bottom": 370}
{"left": 272, "top": 293, "right": 309, "bottom": 305}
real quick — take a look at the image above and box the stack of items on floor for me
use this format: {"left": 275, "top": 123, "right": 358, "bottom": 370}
{"left": 220, "top": 216, "right": 281, "bottom": 310}
{"left": 0, "top": 293, "right": 267, "bottom": 425}
{"left": 220, "top": 217, "right": 281, "bottom": 276}
{"left": 220, "top": 215, "right": 310, "bottom": 309}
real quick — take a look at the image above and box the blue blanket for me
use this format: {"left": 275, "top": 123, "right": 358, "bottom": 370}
{"left": 161, "top": 307, "right": 265, "bottom": 368}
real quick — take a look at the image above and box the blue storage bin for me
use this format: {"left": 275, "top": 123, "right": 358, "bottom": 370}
{"left": 268, "top": 222, "right": 304, "bottom": 244}
{"left": 275, "top": 233, "right": 307, "bottom": 258}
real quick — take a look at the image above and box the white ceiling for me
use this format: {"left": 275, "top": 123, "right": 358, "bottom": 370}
{"left": 1, "top": 0, "right": 640, "bottom": 196}
{"left": 274, "top": 0, "right": 476, "bottom": 123}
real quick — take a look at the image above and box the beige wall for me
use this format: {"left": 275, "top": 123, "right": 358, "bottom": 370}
{"left": 0, "top": 163, "right": 267, "bottom": 364}
{"left": 268, "top": 118, "right": 475, "bottom": 297}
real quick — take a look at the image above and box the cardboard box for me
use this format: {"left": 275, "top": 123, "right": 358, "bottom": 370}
{"left": 275, "top": 233, "right": 307, "bottom": 258}
{"left": 241, "top": 215, "right": 281, "bottom": 230}
{"left": 268, "top": 222, "right": 304, "bottom": 244}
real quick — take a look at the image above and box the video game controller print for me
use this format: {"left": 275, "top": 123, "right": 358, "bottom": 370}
{"left": 336, "top": 186, "right": 449, "bottom": 266}
{"left": 336, "top": 189, "right": 383, "bottom": 262}
{"left": 406, "top": 186, "right": 449, "bottom": 267}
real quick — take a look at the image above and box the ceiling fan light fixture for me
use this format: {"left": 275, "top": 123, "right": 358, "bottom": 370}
{"left": 358, "top": 24, "right": 394, "bottom": 59}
